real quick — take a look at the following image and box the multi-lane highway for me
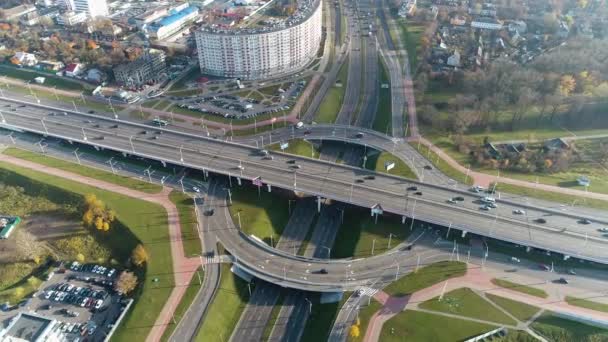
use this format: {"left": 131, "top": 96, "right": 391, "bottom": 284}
{"left": 2, "top": 98, "right": 608, "bottom": 287}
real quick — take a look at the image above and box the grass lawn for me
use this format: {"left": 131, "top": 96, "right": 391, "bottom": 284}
{"left": 365, "top": 150, "right": 417, "bottom": 179}
{"left": 300, "top": 292, "right": 351, "bottom": 342}
{"left": 160, "top": 267, "right": 203, "bottom": 342}
{"left": 372, "top": 58, "right": 392, "bottom": 134}
{"left": 531, "top": 312, "right": 608, "bottom": 341}
{"left": 381, "top": 310, "right": 497, "bottom": 342}
{"left": 491, "top": 279, "right": 548, "bottom": 299}
{"left": 166, "top": 88, "right": 201, "bottom": 97}
{"left": 410, "top": 142, "right": 474, "bottom": 185}
{"left": 398, "top": 22, "right": 424, "bottom": 71}
{"left": 419, "top": 288, "right": 516, "bottom": 325}
{"left": 348, "top": 299, "right": 383, "bottom": 342}
{"left": 268, "top": 139, "right": 320, "bottom": 158}
{"left": 331, "top": 207, "right": 411, "bottom": 258}
{"left": 565, "top": 296, "right": 608, "bottom": 313}
{"left": 228, "top": 184, "right": 291, "bottom": 243}
{"left": 141, "top": 99, "right": 161, "bottom": 109}
{"left": 0, "top": 263, "right": 47, "bottom": 304}
{"left": 0, "top": 162, "right": 173, "bottom": 342}
{"left": 195, "top": 263, "right": 249, "bottom": 342}
{"left": 0, "top": 65, "right": 91, "bottom": 92}
{"left": 2, "top": 147, "right": 162, "bottom": 194}
{"left": 168, "top": 190, "right": 202, "bottom": 257}
{"left": 383, "top": 261, "right": 466, "bottom": 297}
{"left": 316, "top": 60, "right": 349, "bottom": 123}
{"left": 258, "top": 83, "right": 284, "bottom": 96}
{"left": 486, "top": 293, "right": 540, "bottom": 322}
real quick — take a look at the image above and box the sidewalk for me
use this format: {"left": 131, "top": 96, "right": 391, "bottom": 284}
{"left": 0, "top": 154, "right": 200, "bottom": 342}
{"left": 363, "top": 263, "right": 608, "bottom": 342}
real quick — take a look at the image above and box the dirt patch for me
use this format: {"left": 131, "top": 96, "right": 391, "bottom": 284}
{"left": 24, "top": 214, "right": 83, "bottom": 241}
{"left": 0, "top": 214, "right": 82, "bottom": 262}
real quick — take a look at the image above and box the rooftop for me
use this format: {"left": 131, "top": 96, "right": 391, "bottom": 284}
{"left": 199, "top": 0, "right": 320, "bottom": 35}
{"left": 1, "top": 313, "right": 54, "bottom": 342}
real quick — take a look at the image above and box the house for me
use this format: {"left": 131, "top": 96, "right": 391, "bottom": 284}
{"left": 64, "top": 63, "right": 85, "bottom": 77}
{"left": 19, "top": 10, "right": 41, "bottom": 26}
{"left": 450, "top": 16, "right": 467, "bottom": 26}
{"left": 11, "top": 52, "right": 38, "bottom": 67}
{"left": 543, "top": 138, "right": 570, "bottom": 151}
{"left": 2, "top": 4, "right": 36, "bottom": 20}
{"left": 85, "top": 68, "right": 105, "bottom": 83}
{"left": 508, "top": 20, "right": 527, "bottom": 33}
{"left": 37, "top": 60, "right": 65, "bottom": 71}
{"left": 56, "top": 11, "right": 87, "bottom": 26}
{"left": 471, "top": 18, "right": 503, "bottom": 30}
{"left": 508, "top": 30, "right": 523, "bottom": 47}
{"left": 447, "top": 51, "right": 461, "bottom": 67}
{"left": 557, "top": 21, "right": 570, "bottom": 39}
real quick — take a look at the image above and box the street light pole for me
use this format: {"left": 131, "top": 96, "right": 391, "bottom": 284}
{"left": 305, "top": 297, "right": 312, "bottom": 315}
{"left": 40, "top": 118, "right": 49, "bottom": 135}
{"left": 73, "top": 148, "right": 81, "bottom": 165}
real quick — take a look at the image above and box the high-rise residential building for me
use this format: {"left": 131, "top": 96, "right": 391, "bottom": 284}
{"left": 195, "top": 0, "right": 322, "bottom": 80}
{"left": 113, "top": 49, "right": 167, "bottom": 88}
{"left": 73, "top": 0, "right": 109, "bottom": 18}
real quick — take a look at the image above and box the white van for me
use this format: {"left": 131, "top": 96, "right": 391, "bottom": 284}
{"left": 295, "top": 122, "right": 304, "bottom": 129}
{"left": 480, "top": 196, "right": 496, "bottom": 203}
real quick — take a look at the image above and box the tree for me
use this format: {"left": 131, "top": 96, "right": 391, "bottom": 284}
{"left": 132, "top": 244, "right": 149, "bottom": 267}
{"left": 115, "top": 271, "right": 138, "bottom": 295}
{"left": 82, "top": 194, "right": 115, "bottom": 231}
{"left": 76, "top": 253, "right": 85, "bottom": 263}
{"left": 349, "top": 325, "right": 360, "bottom": 338}
{"left": 559, "top": 75, "right": 576, "bottom": 97}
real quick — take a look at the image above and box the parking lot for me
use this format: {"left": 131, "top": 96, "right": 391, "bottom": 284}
{"left": 1, "top": 262, "right": 129, "bottom": 341}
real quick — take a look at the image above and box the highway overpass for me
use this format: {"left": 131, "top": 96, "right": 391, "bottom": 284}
{"left": 1, "top": 97, "right": 608, "bottom": 276}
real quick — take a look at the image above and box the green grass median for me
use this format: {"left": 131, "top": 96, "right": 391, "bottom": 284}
{"left": 160, "top": 268, "right": 203, "bottom": 342}
{"left": 168, "top": 190, "right": 202, "bottom": 257}
{"left": 195, "top": 263, "right": 249, "bottom": 342}
{"left": 485, "top": 293, "right": 540, "bottom": 322}
{"left": 491, "top": 278, "right": 548, "bottom": 299}
{"left": 2, "top": 148, "right": 162, "bottom": 194}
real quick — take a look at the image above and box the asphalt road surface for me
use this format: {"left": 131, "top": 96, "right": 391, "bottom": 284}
{"left": 3, "top": 98, "right": 608, "bottom": 285}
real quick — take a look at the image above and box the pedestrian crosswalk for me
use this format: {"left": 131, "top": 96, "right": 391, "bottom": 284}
{"left": 203, "top": 255, "right": 234, "bottom": 264}
{"left": 355, "top": 287, "right": 379, "bottom": 297}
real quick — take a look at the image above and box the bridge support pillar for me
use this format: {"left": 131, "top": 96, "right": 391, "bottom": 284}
{"left": 317, "top": 196, "right": 322, "bottom": 213}
{"left": 267, "top": 183, "right": 271, "bottom": 192}
{"left": 237, "top": 177, "right": 242, "bottom": 186}
{"left": 461, "top": 230, "right": 467, "bottom": 238}
{"left": 161, "top": 161, "right": 166, "bottom": 168}
{"left": 526, "top": 246, "right": 531, "bottom": 252}
{"left": 402, "top": 216, "right": 406, "bottom": 224}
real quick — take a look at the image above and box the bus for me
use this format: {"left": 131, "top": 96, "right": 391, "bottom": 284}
{"left": 152, "top": 117, "right": 169, "bottom": 127}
